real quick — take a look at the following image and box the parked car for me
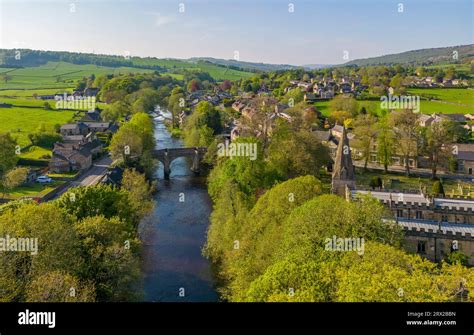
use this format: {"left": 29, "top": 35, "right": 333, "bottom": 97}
{"left": 36, "top": 176, "right": 52, "bottom": 183}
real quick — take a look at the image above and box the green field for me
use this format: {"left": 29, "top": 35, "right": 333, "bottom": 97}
{"left": 132, "top": 58, "right": 254, "bottom": 81}
{"left": 315, "top": 88, "right": 473, "bottom": 118}
{"left": 0, "top": 62, "right": 156, "bottom": 90}
{"left": 0, "top": 107, "right": 75, "bottom": 146}
{"left": 0, "top": 59, "right": 253, "bottom": 90}
{"left": 407, "top": 88, "right": 474, "bottom": 114}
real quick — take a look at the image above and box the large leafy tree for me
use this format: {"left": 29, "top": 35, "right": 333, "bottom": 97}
{"left": 376, "top": 116, "right": 396, "bottom": 172}
{"left": 75, "top": 215, "right": 142, "bottom": 301}
{"left": 0, "top": 203, "right": 82, "bottom": 301}
{"left": 267, "top": 125, "right": 330, "bottom": 179}
{"left": 55, "top": 185, "right": 136, "bottom": 229}
{"left": 0, "top": 133, "right": 19, "bottom": 177}
{"left": 352, "top": 114, "right": 378, "bottom": 170}
{"left": 183, "top": 101, "right": 222, "bottom": 147}
{"left": 389, "top": 110, "right": 420, "bottom": 176}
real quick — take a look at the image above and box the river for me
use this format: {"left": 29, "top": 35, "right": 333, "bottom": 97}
{"left": 139, "top": 110, "right": 219, "bottom": 302}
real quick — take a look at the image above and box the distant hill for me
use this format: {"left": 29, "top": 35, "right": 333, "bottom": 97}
{"left": 302, "top": 64, "right": 335, "bottom": 70}
{"left": 344, "top": 44, "right": 474, "bottom": 67}
{"left": 188, "top": 57, "right": 301, "bottom": 72}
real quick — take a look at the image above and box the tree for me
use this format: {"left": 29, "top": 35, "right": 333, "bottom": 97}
{"left": 2, "top": 167, "right": 28, "bottom": 198}
{"left": 220, "top": 80, "right": 232, "bottom": 91}
{"left": 329, "top": 110, "right": 352, "bottom": 125}
{"left": 101, "top": 101, "right": 129, "bottom": 122}
{"left": 25, "top": 271, "right": 95, "bottom": 302}
{"left": 183, "top": 101, "right": 222, "bottom": 147}
{"left": 75, "top": 215, "right": 142, "bottom": 301}
{"left": 420, "top": 120, "right": 454, "bottom": 179}
{"left": 121, "top": 168, "right": 155, "bottom": 220}
{"left": 207, "top": 138, "right": 272, "bottom": 202}
{"left": 369, "top": 176, "right": 382, "bottom": 190}
{"left": 187, "top": 79, "right": 202, "bottom": 92}
{"left": 0, "top": 203, "right": 82, "bottom": 302}
{"left": 204, "top": 180, "right": 251, "bottom": 269}
{"left": 267, "top": 126, "right": 331, "bottom": 179}
{"left": 329, "top": 95, "right": 358, "bottom": 117}
{"left": 43, "top": 101, "right": 52, "bottom": 110}
{"left": 56, "top": 185, "right": 137, "bottom": 228}
{"left": 281, "top": 88, "right": 304, "bottom": 105}
{"left": 445, "top": 251, "right": 469, "bottom": 266}
{"left": 432, "top": 180, "right": 445, "bottom": 197}
{"left": 352, "top": 114, "right": 378, "bottom": 170}
{"left": 109, "top": 124, "right": 143, "bottom": 163}
{"left": 376, "top": 116, "right": 396, "bottom": 173}
{"left": 334, "top": 242, "right": 470, "bottom": 302}
{"left": 167, "top": 86, "right": 185, "bottom": 127}
{"left": 389, "top": 110, "right": 419, "bottom": 176}
{"left": 109, "top": 112, "right": 154, "bottom": 165}
{"left": 0, "top": 133, "right": 19, "bottom": 177}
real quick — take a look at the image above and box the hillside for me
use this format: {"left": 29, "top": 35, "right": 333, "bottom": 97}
{"left": 0, "top": 49, "right": 254, "bottom": 82}
{"left": 344, "top": 44, "right": 474, "bottom": 67}
{"left": 188, "top": 57, "right": 301, "bottom": 72}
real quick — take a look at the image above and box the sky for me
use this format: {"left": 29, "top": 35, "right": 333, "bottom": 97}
{"left": 0, "top": 0, "right": 472, "bottom": 65}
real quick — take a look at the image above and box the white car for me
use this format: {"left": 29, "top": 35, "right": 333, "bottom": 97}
{"left": 36, "top": 176, "right": 52, "bottom": 183}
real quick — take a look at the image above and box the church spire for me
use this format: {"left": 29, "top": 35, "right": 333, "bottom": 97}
{"left": 331, "top": 126, "right": 355, "bottom": 196}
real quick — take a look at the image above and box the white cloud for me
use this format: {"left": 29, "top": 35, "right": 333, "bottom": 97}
{"left": 150, "top": 12, "right": 175, "bottom": 27}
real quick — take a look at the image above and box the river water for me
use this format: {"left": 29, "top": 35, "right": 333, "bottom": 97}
{"left": 139, "top": 112, "right": 219, "bottom": 302}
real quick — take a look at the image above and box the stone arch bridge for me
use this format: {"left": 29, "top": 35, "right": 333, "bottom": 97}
{"left": 151, "top": 147, "right": 207, "bottom": 179}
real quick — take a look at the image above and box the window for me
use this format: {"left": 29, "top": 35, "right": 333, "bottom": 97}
{"left": 442, "top": 215, "right": 448, "bottom": 222}
{"left": 416, "top": 211, "right": 423, "bottom": 219}
{"left": 397, "top": 209, "right": 403, "bottom": 218}
{"left": 417, "top": 241, "right": 426, "bottom": 254}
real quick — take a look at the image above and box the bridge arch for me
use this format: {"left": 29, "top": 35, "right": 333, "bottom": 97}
{"left": 150, "top": 147, "right": 207, "bottom": 179}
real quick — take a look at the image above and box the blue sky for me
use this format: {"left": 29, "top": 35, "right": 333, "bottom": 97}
{"left": 0, "top": 0, "right": 472, "bottom": 65}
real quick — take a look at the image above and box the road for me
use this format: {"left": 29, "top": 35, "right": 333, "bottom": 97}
{"left": 52, "top": 155, "right": 113, "bottom": 200}
{"left": 75, "top": 156, "right": 113, "bottom": 187}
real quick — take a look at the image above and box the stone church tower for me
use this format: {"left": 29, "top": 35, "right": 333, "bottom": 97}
{"left": 331, "top": 127, "right": 356, "bottom": 197}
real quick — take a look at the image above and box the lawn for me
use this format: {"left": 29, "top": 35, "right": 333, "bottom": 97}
{"left": 354, "top": 169, "right": 474, "bottom": 197}
{"left": 18, "top": 146, "right": 51, "bottom": 160}
{"left": 0, "top": 106, "right": 75, "bottom": 146}
{"left": 1, "top": 181, "right": 64, "bottom": 200}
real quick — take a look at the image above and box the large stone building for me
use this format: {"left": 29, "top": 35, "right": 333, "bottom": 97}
{"left": 331, "top": 128, "right": 474, "bottom": 265}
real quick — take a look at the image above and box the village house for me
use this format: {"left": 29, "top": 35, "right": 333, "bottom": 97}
{"left": 49, "top": 145, "right": 92, "bottom": 173}
{"left": 49, "top": 133, "right": 103, "bottom": 173}
{"left": 60, "top": 122, "right": 89, "bottom": 136}
{"left": 456, "top": 144, "right": 474, "bottom": 175}
{"left": 80, "top": 109, "right": 102, "bottom": 122}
